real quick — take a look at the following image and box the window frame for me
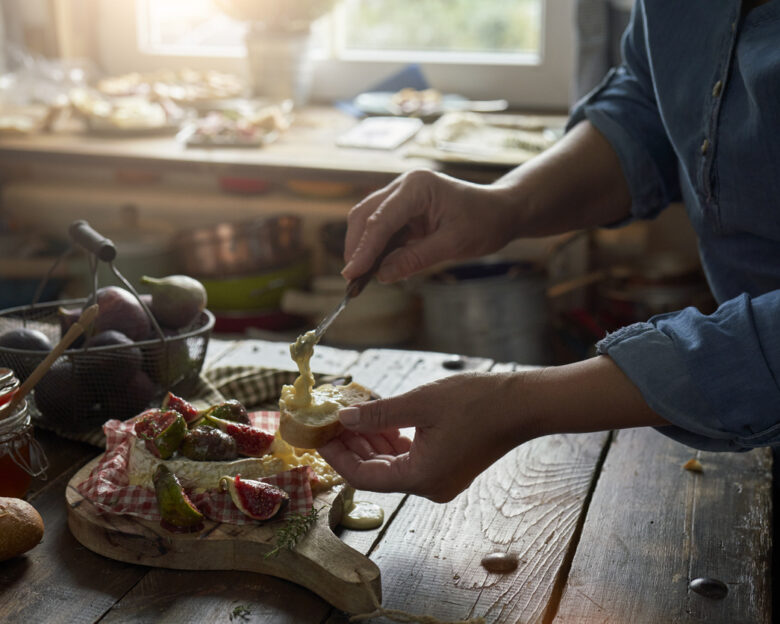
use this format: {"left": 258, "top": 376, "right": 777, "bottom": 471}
{"left": 95, "top": 0, "right": 574, "bottom": 110}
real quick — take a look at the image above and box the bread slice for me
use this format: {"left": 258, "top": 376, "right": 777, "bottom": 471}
{"left": 279, "top": 381, "right": 372, "bottom": 449}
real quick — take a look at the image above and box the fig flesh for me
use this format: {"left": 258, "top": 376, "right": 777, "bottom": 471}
{"left": 153, "top": 465, "right": 204, "bottom": 533}
{"left": 161, "top": 391, "right": 200, "bottom": 425}
{"left": 134, "top": 409, "right": 186, "bottom": 459}
{"left": 140, "top": 274, "right": 207, "bottom": 330}
{"left": 202, "top": 399, "right": 249, "bottom": 425}
{"left": 93, "top": 286, "right": 151, "bottom": 342}
{"left": 219, "top": 475, "right": 288, "bottom": 521}
{"left": 180, "top": 425, "right": 238, "bottom": 461}
{"left": 204, "top": 415, "right": 274, "bottom": 457}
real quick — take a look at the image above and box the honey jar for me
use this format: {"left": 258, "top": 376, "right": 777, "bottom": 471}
{"left": 0, "top": 368, "right": 48, "bottom": 498}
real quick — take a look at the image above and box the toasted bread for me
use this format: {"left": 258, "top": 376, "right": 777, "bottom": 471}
{"left": 279, "top": 381, "right": 371, "bottom": 449}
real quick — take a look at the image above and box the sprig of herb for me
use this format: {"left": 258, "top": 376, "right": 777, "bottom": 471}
{"left": 229, "top": 604, "right": 252, "bottom": 621}
{"left": 264, "top": 506, "right": 322, "bottom": 559}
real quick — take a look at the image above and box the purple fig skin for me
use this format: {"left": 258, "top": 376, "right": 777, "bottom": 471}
{"left": 59, "top": 307, "right": 85, "bottom": 349}
{"left": 93, "top": 286, "right": 151, "bottom": 342}
{"left": 140, "top": 275, "right": 207, "bottom": 330}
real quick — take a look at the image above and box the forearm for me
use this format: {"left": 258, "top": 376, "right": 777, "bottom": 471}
{"left": 492, "top": 120, "right": 633, "bottom": 238}
{"left": 506, "top": 356, "right": 669, "bottom": 443}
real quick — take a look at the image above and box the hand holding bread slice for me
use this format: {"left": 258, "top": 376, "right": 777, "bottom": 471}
{"left": 279, "top": 381, "right": 371, "bottom": 449}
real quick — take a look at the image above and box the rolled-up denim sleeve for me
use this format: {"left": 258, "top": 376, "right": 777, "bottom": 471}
{"left": 597, "top": 290, "right": 780, "bottom": 451}
{"left": 568, "top": 0, "right": 681, "bottom": 218}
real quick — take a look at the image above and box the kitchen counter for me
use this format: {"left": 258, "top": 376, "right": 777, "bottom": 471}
{"left": 0, "top": 338, "right": 771, "bottom": 623}
{"left": 0, "top": 107, "right": 500, "bottom": 188}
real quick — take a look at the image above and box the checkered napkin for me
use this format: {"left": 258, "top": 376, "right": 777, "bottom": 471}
{"left": 75, "top": 410, "right": 315, "bottom": 525}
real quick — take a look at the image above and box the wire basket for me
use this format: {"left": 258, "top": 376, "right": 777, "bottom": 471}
{"left": 0, "top": 221, "right": 214, "bottom": 434}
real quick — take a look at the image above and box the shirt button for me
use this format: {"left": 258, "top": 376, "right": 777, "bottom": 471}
{"left": 701, "top": 139, "right": 710, "bottom": 155}
{"left": 712, "top": 81, "right": 723, "bottom": 97}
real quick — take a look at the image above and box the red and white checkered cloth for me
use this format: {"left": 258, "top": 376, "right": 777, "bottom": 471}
{"left": 76, "top": 411, "right": 315, "bottom": 525}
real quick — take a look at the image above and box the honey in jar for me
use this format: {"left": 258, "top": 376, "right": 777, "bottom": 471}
{"left": 0, "top": 368, "right": 48, "bottom": 498}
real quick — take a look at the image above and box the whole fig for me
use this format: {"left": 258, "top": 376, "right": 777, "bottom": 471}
{"left": 93, "top": 286, "right": 151, "bottom": 341}
{"left": 81, "top": 330, "right": 143, "bottom": 384}
{"left": 180, "top": 426, "right": 238, "bottom": 461}
{"left": 0, "top": 328, "right": 52, "bottom": 381}
{"left": 140, "top": 275, "right": 207, "bottom": 330}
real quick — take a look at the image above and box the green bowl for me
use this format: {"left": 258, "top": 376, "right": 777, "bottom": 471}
{"left": 201, "top": 256, "right": 310, "bottom": 311}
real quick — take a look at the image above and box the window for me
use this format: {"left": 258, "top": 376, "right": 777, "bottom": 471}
{"left": 97, "top": 0, "right": 574, "bottom": 109}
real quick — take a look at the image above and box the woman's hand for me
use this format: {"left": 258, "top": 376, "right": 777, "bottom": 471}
{"left": 317, "top": 372, "right": 534, "bottom": 503}
{"left": 317, "top": 357, "right": 668, "bottom": 502}
{"left": 341, "top": 169, "right": 517, "bottom": 284}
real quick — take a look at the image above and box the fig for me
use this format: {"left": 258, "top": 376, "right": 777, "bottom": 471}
{"left": 0, "top": 328, "right": 53, "bottom": 381}
{"left": 161, "top": 391, "right": 200, "bottom": 425}
{"left": 80, "top": 330, "right": 143, "bottom": 384}
{"left": 204, "top": 414, "right": 274, "bottom": 457}
{"left": 134, "top": 408, "right": 187, "bottom": 459}
{"left": 140, "top": 275, "right": 207, "bottom": 330}
{"left": 100, "top": 369, "right": 157, "bottom": 421}
{"left": 153, "top": 465, "right": 204, "bottom": 533}
{"left": 180, "top": 425, "right": 238, "bottom": 461}
{"left": 219, "top": 475, "right": 288, "bottom": 521}
{"left": 33, "top": 359, "right": 94, "bottom": 431}
{"left": 93, "top": 286, "right": 151, "bottom": 342}
{"left": 202, "top": 399, "right": 249, "bottom": 425}
{"left": 58, "top": 307, "right": 85, "bottom": 349}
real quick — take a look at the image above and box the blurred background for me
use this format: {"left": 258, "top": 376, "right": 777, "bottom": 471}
{"left": 0, "top": 0, "right": 710, "bottom": 365}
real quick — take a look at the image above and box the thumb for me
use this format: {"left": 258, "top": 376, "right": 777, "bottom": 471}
{"left": 338, "top": 396, "right": 425, "bottom": 432}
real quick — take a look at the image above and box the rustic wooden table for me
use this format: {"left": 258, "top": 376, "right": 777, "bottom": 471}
{"left": 0, "top": 338, "right": 772, "bottom": 623}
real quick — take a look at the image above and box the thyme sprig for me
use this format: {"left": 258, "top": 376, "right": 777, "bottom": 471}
{"left": 229, "top": 604, "right": 252, "bottom": 622}
{"left": 264, "top": 506, "right": 323, "bottom": 559}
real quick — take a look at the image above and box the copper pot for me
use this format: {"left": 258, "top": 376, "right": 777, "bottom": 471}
{"left": 173, "top": 215, "right": 303, "bottom": 278}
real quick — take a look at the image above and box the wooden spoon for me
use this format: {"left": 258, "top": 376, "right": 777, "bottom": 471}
{"left": 0, "top": 304, "right": 99, "bottom": 420}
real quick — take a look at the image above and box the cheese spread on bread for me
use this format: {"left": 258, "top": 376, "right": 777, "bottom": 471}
{"left": 285, "top": 329, "right": 318, "bottom": 408}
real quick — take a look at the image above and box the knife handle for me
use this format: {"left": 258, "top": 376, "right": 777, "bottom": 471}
{"left": 345, "top": 226, "right": 410, "bottom": 298}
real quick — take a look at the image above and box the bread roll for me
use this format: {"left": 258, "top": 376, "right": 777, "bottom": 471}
{"left": 279, "top": 381, "right": 371, "bottom": 449}
{"left": 0, "top": 497, "right": 44, "bottom": 561}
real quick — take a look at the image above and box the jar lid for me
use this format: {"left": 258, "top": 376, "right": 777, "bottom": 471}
{"left": 0, "top": 367, "right": 16, "bottom": 388}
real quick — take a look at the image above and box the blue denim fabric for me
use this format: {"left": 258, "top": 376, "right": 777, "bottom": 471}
{"left": 568, "top": 0, "right": 780, "bottom": 450}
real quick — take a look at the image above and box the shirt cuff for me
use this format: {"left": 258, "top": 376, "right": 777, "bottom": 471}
{"left": 596, "top": 324, "right": 749, "bottom": 451}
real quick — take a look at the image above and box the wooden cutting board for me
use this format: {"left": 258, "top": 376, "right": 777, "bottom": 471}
{"left": 66, "top": 455, "right": 381, "bottom": 614}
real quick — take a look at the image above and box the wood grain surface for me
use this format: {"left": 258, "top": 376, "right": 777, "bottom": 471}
{"left": 552, "top": 427, "right": 772, "bottom": 624}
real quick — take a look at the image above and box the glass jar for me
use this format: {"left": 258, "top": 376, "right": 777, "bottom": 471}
{"left": 0, "top": 369, "right": 48, "bottom": 498}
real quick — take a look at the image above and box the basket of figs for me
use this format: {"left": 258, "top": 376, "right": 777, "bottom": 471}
{"left": 0, "top": 221, "right": 214, "bottom": 434}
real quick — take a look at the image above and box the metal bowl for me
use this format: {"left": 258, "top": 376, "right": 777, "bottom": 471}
{"left": 172, "top": 215, "right": 303, "bottom": 278}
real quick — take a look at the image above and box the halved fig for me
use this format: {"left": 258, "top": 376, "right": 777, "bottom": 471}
{"left": 134, "top": 408, "right": 187, "bottom": 459}
{"left": 219, "top": 475, "right": 288, "bottom": 521}
{"left": 202, "top": 399, "right": 250, "bottom": 424}
{"left": 153, "top": 465, "right": 204, "bottom": 533}
{"left": 204, "top": 414, "right": 274, "bottom": 457}
{"left": 161, "top": 391, "right": 201, "bottom": 425}
{"left": 179, "top": 425, "right": 238, "bottom": 461}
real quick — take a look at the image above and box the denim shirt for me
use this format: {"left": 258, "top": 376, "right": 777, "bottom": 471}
{"left": 569, "top": 0, "right": 780, "bottom": 450}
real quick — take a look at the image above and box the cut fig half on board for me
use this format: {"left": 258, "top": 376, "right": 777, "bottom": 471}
{"left": 134, "top": 409, "right": 187, "bottom": 459}
{"left": 153, "top": 465, "right": 204, "bottom": 533}
{"left": 219, "top": 475, "right": 289, "bottom": 521}
{"left": 161, "top": 391, "right": 201, "bottom": 425}
{"left": 204, "top": 414, "right": 274, "bottom": 457}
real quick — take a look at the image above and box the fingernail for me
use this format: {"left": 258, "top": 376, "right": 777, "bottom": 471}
{"left": 339, "top": 407, "right": 360, "bottom": 427}
{"left": 341, "top": 261, "right": 354, "bottom": 278}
